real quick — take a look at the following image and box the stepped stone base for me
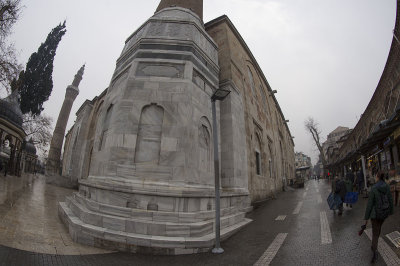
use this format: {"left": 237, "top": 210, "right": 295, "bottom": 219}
{"left": 59, "top": 194, "right": 252, "bottom": 255}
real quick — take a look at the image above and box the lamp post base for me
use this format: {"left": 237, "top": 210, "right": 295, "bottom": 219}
{"left": 212, "top": 247, "right": 224, "bottom": 254}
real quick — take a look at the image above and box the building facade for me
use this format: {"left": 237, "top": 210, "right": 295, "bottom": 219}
{"left": 295, "top": 152, "right": 312, "bottom": 184}
{"left": 295, "top": 152, "right": 312, "bottom": 169}
{"left": 205, "top": 16, "right": 295, "bottom": 202}
{"left": 59, "top": 0, "right": 295, "bottom": 254}
{"left": 327, "top": 0, "right": 400, "bottom": 200}
{"left": 323, "top": 126, "right": 351, "bottom": 166}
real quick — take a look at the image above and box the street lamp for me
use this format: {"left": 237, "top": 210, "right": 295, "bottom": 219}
{"left": 211, "top": 88, "right": 230, "bottom": 254}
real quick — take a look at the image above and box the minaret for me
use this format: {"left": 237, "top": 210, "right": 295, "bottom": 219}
{"left": 46, "top": 65, "right": 85, "bottom": 175}
{"left": 156, "top": 0, "right": 203, "bottom": 20}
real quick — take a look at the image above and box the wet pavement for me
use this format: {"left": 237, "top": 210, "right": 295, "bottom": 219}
{"left": 0, "top": 175, "right": 399, "bottom": 265}
{"left": 0, "top": 174, "right": 111, "bottom": 255}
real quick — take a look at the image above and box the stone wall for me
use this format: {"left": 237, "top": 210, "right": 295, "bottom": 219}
{"left": 59, "top": 7, "right": 252, "bottom": 254}
{"left": 206, "top": 16, "right": 295, "bottom": 202}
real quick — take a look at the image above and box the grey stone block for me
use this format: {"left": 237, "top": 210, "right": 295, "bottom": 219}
{"left": 103, "top": 216, "right": 126, "bottom": 231}
{"left": 104, "top": 230, "right": 127, "bottom": 244}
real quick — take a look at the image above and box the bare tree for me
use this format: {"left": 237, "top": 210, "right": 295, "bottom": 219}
{"left": 0, "top": 0, "right": 22, "bottom": 94}
{"left": 304, "top": 117, "right": 327, "bottom": 166}
{"left": 22, "top": 112, "right": 53, "bottom": 156}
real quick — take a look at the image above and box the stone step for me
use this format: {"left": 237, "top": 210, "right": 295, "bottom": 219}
{"left": 59, "top": 201, "right": 252, "bottom": 255}
{"left": 73, "top": 191, "right": 241, "bottom": 222}
{"left": 65, "top": 196, "right": 246, "bottom": 237}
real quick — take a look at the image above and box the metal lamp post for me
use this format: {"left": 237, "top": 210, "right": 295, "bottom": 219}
{"left": 211, "top": 88, "right": 231, "bottom": 254}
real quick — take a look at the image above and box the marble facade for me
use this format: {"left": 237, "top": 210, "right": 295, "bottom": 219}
{"left": 60, "top": 6, "right": 253, "bottom": 254}
{"left": 60, "top": 1, "right": 295, "bottom": 255}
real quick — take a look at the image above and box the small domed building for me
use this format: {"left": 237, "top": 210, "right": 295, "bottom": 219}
{"left": 0, "top": 90, "right": 38, "bottom": 176}
{"left": 0, "top": 90, "right": 25, "bottom": 176}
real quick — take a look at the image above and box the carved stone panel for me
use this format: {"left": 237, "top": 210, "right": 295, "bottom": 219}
{"left": 136, "top": 62, "right": 184, "bottom": 79}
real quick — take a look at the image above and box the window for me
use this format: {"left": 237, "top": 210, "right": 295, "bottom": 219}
{"left": 260, "top": 85, "right": 267, "bottom": 111}
{"left": 99, "top": 104, "right": 113, "bottom": 150}
{"left": 256, "top": 151, "right": 261, "bottom": 175}
{"left": 255, "top": 134, "right": 262, "bottom": 175}
{"left": 199, "top": 117, "right": 212, "bottom": 172}
{"left": 247, "top": 66, "right": 256, "bottom": 96}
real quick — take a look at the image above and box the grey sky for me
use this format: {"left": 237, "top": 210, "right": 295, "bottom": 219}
{"left": 9, "top": 0, "right": 396, "bottom": 163}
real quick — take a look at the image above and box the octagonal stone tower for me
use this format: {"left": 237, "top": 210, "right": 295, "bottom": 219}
{"left": 59, "top": 1, "right": 251, "bottom": 254}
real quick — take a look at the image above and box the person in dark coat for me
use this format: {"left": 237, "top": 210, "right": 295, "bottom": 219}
{"left": 344, "top": 176, "right": 353, "bottom": 208}
{"left": 356, "top": 170, "right": 364, "bottom": 193}
{"left": 334, "top": 176, "right": 346, "bottom": 215}
{"left": 364, "top": 172, "right": 394, "bottom": 263}
{"left": 346, "top": 170, "right": 355, "bottom": 185}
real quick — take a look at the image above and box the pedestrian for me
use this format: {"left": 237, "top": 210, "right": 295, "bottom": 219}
{"left": 356, "top": 170, "right": 364, "bottom": 194}
{"left": 3, "top": 161, "right": 7, "bottom": 177}
{"left": 344, "top": 176, "right": 353, "bottom": 208}
{"left": 346, "top": 170, "right": 355, "bottom": 185}
{"left": 333, "top": 176, "right": 346, "bottom": 215}
{"left": 363, "top": 172, "right": 394, "bottom": 263}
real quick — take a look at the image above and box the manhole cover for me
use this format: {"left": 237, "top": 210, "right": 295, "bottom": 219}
{"left": 386, "top": 231, "right": 400, "bottom": 248}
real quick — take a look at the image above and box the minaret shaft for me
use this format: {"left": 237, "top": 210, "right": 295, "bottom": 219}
{"left": 46, "top": 66, "right": 84, "bottom": 174}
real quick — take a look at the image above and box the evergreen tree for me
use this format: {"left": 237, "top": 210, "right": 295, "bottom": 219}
{"left": 19, "top": 21, "right": 66, "bottom": 115}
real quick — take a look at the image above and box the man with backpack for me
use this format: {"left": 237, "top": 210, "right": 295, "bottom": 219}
{"left": 363, "top": 172, "right": 394, "bottom": 263}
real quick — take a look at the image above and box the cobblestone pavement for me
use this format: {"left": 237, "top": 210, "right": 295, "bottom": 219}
{"left": 0, "top": 175, "right": 399, "bottom": 265}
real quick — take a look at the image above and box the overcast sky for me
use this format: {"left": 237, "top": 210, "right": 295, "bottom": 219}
{"left": 8, "top": 0, "right": 396, "bottom": 163}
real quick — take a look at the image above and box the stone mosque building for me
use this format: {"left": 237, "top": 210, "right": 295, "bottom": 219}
{"left": 57, "top": 0, "right": 295, "bottom": 254}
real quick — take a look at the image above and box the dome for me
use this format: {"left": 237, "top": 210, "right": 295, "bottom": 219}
{"left": 0, "top": 90, "right": 23, "bottom": 129}
{"left": 22, "top": 139, "right": 36, "bottom": 155}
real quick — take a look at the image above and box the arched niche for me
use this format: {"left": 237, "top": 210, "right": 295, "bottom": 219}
{"left": 198, "top": 116, "right": 212, "bottom": 172}
{"left": 255, "top": 132, "right": 262, "bottom": 176}
{"left": 135, "top": 104, "right": 164, "bottom": 164}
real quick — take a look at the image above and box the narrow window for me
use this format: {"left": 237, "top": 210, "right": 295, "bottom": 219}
{"left": 256, "top": 151, "right": 261, "bottom": 175}
{"left": 260, "top": 85, "right": 267, "bottom": 111}
{"left": 247, "top": 66, "right": 256, "bottom": 96}
{"left": 99, "top": 104, "right": 113, "bottom": 150}
{"left": 255, "top": 134, "right": 262, "bottom": 175}
{"left": 199, "top": 117, "right": 212, "bottom": 172}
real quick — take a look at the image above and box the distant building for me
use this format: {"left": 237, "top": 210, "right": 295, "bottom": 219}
{"left": 295, "top": 152, "right": 312, "bottom": 168}
{"left": 323, "top": 126, "right": 352, "bottom": 166}
{"left": 294, "top": 152, "right": 312, "bottom": 184}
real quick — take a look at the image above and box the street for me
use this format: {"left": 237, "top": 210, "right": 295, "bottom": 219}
{"left": 0, "top": 175, "right": 399, "bottom": 265}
